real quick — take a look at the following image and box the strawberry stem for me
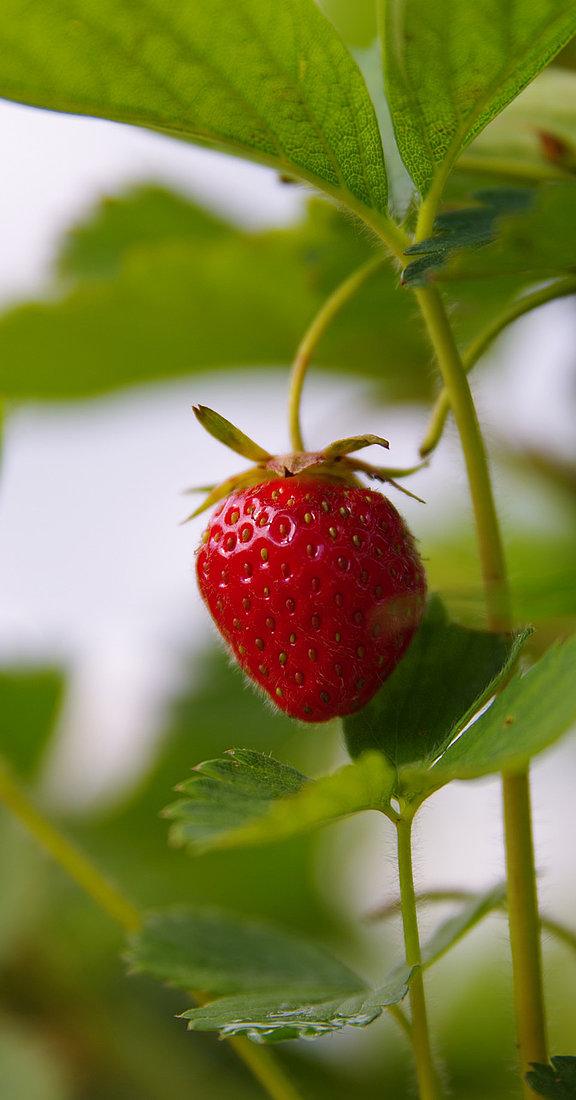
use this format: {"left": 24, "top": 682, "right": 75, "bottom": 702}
{"left": 396, "top": 811, "right": 443, "bottom": 1100}
{"left": 0, "top": 753, "right": 307, "bottom": 1100}
{"left": 288, "top": 252, "right": 389, "bottom": 451}
{"left": 410, "top": 259, "right": 548, "bottom": 1089}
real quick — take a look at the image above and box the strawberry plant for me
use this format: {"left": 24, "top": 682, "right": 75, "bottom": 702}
{"left": 0, "top": 2, "right": 576, "bottom": 1100}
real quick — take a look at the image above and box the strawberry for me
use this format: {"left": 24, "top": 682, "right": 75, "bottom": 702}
{"left": 190, "top": 407, "right": 427, "bottom": 723}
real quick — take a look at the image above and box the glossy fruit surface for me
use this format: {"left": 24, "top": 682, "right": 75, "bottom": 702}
{"left": 196, "top": 477, "right": 426, "bottom": 723}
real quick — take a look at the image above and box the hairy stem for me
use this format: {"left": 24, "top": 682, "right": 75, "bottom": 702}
{"left": 503, "top": 772, "right": 548, "bottom": 1090}
{"left": 411, "top": 271, "right": 547, "bottom": 1085}
{"left": 287, "top": 252, "right": 389, "bottom": 451}
{"left": 396, "top": 814, "right": 442, "bottom": 1100}
{"left": 414, "top": 284, "right": 512, "bottom": 631}
{"left": 421, "top": 277, "right": 576, "bottom": 457}
{"left": 0, "top": 755, "right": 307, "bottom": 1100}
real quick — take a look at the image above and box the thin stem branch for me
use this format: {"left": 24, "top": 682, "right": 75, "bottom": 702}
{"left": 396, "top": 814, "right": 442, "bottom": 1100}
{"left": 0, "top": 754, "right": 308, "bottom": 1100}
{"left": 420, "top": 277, "right": 576, "bottom": 457}
{"left": 287, "top": 252, "right": 389, "bottom": 451}
{"left": 0, "top": 754, "right": 141, "bottom": 932}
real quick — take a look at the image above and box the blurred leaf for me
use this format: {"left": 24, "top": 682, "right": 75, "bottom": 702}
{"left": 343, "top": 595, "right": 525, "bottom": 787}
{"left": 127, "top": 906, "right": 364, "bottom": 998}
{"left": 0, "top": 192, "right": 430, "bottom": 402}
{"left": 526, "top": 1057, "right": 576, "bottom": 1099}
{"left": 166, "top": 750, "right": 394, "bottom": 853}
{"left": 381, "top": 0, "right": 576, "bottom": 196}
{"left": 0, "top": 668, "right": 65, "bottom": 780}
{"left": 402, "top": 188, "right": 535, "bottom": 287}
{"left": 458, "top": 67, "right": 576, "bottom": 184}
{"left": 0, "top": 0, "right": 389, "bottom": 222}
{"left": 58, "top": 187, "right": 228, "bottom": 282}
{"left": 426, "top": 631, "right": 576, "bottom": 785}
{"left": 421, "top": 884, "right": 507, "bottom": 967}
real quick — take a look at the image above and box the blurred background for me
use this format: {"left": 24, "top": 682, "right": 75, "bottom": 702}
{"left": 0, "top": 5, "right": 575, "bottom": 1098}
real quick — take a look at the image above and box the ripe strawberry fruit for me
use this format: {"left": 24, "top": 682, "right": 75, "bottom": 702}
{"left": 196, "top": 475, "right": 426, "bottom": 723}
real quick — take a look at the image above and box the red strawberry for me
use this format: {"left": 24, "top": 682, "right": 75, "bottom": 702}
{"left": 196, "top": 476, "right": 426, "bottom": 723}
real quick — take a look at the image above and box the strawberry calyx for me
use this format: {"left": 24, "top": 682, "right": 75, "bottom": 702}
{"left": 184, "top": 404, "right": 426, "bottom": 520}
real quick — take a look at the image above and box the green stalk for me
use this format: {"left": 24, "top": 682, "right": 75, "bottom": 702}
{"left": 411, "top": 269, "right": 547, "bottom": 1091}
{"left": 413, "top": 284, "right": 512, "bottom": 632}
{"left": 396, "top": 813, "right": 442, "bottom": 1100}
{"left": 0, "top": 754, "right": 307, "bottom": 1100}
{"left": 421, "top": 277, "right": 576, "bottom": 457}
{"left": 0, "top": 754, "right": 141, "bottom": 932}
{"left": 287, "top": 252, "right": 390, "bottom": 451}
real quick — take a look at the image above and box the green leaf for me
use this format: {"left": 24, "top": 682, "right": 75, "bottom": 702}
{"left": 401, "top": 187, "right": 535, "bottom": 287}
{"left": 180, "top": 969, "right": 411, "bottom": 1041}
{"left": 0, "top": 0, "right": 389, "bottom": 221}
{"left": 126, "top": 906, "right": 363, "bottom": 997}
{"left": 382, "top": 0, "right": 576, "bottom": 196}
{"left": 0, "top": 192, "right": 430, "bottom": 402}
{"left": 166, "top": 750, "right": 395, "bottom": 853}
{"left": 126, "top": 905, "right": 406, "bottom": 1040}
{"left": 0, "top": 668, "right": 65, "bottom": 780}
{"left": 433, "top": 182, "right": 576, "bottom": 281}
{"left": 526, "top": 1057, "right": 576, "bottom": 1100}
{"left": 343, "top": 595, "right": 525, "bottom": 781}
{"left": 166, "top": 749, "right": 308, "bottom": 849}
{"left": 428, "top": 631, "right": 576, "bottom": 783}
{"left": 192, "top": 406, "right": 271, "bottom": 463}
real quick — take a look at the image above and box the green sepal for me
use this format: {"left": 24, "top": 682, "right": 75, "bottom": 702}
{"left": 323, "top": 434, "right": 390, "bottom": 459}
{"left": 192, "top": 405, "right": 271, "bottom": 463}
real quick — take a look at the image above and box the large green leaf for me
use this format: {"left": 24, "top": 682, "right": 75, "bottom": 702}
{"left": 343, "top": 595, "right": 525, "bottom": 782}
{"left": 0, "top": 191, "right": 429, "bottom": 401}
{"left": 382, "top": 0, "right": 576, "bottom": 196}
{"left": 126, "top": 906, "right": 363, "bottom": 997}
{"left": 0, "top": 0, "right": 389, "bottom": 224}
{"left": 425, "top": 631, "right": 576, "bottom": 784}
{"left": 166, "top": 749, "right": 394, "bottom": 853}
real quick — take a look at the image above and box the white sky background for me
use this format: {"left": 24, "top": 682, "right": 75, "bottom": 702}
{"left": 0, "top": 98, "right": 575, "bottom": 931}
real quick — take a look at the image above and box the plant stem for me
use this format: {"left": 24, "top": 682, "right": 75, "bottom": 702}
{"left": 410, "top": 278, "right": 548, "bottom": 1087}
{"left": 420, "top": 277, "right": 576, "bottom": 457}
{"left": 502, "top": 772, "right": 548, "bottom": 1090}
{"left": 396, "top": 813, "right": 441, "bottom": 1100}
{"left": 413, "top": 284, "right": 512, "bottom": 632}
{"left": 287, "top": 252, "right": 389, "bottom": 451}
{"left": 0, "top": 755, "right": 308, "bottom": 1100}
{"left": 0, "top": 754, "right": 141, "bottom": 932}
{"left": 227, "top": 1037, "right": 305, "bottom": 1100}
